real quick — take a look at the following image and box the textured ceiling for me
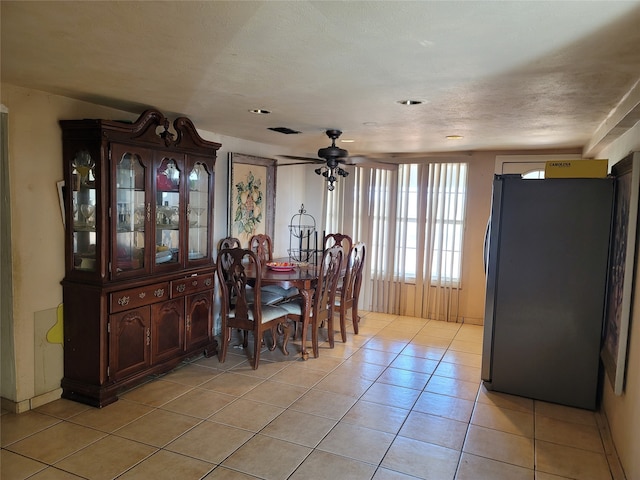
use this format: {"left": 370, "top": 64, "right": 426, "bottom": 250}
{"left": 2, "top": 1, "right": 640, "bottom": 160}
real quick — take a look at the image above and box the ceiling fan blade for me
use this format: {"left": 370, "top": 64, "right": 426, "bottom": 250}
{"left": 362, "top": 151, "right": 473, "bottom": 162}
{"left": 345, "top": 156, "right": 399, "bottom": 168}
{"left": 276, "top": 154, "right": 324, "bottom": 163}
{"left": 277, "top": 161, "right": 323, "bottom": 167}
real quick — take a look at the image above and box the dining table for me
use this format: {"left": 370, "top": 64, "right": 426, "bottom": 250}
{"left": 246, "top": 259, "right": 319, "bottom": 360}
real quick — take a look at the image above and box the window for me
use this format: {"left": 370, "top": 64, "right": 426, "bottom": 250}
{"left": 522, "top": 168, "right": 544, "bottom": 179}
{"left": 323, "top": 160, "right": 468, "bottom": 318}
{"left": 397, "top": 163, "right": 467, "bottom": 284}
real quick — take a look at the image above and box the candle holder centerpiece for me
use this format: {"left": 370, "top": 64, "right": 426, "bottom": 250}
{"left": 288, "top": 204, "right": 318, "bottom": 264}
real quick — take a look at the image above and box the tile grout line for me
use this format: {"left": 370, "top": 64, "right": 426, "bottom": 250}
{"left": 282, "top": 315, "right": 463, "bottom": 478}
{"left": 1, "top": 318, "right": 473, "bottom": 480}
{"left": 9, "top": 315, "right": 619, "bottom": 479}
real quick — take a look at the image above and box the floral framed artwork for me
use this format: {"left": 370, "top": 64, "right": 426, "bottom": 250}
{"left": 602, "top": 151, "right": 640, "bottom": 395}
{"left": 227, "top": 153, "right": 276, "bottom": 243}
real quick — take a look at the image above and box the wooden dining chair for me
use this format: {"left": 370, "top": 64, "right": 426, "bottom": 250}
{"left": 323, "top": 232, "right": 353, "bottom": 303}
{"left": 218, "top": 236, "right": 284, "bottom": 305}
{"left": 216, "top": 248, "right": 291, "bottom": 369}
{"left": 279, "top": 244, "right": 344, "bottom": 358}
{"left": 249, "top": 232, "right": 299, "bottom": 301}
{"left": 249, "top": 233, "right": 273, "bottom": 263}
{"left": 217, "top": 236, "right": 241, "bottom": 251}
{"left": 335, "top": 241, "right": 366, "bottom": 341}
{"left": 323, "top": 233, "right": 353, "bottom": 256}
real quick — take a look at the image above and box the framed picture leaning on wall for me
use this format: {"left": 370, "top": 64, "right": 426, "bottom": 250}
{"left": 602, "top": 151, "right": 640, "bottom": 395}
{"left": 227, "top": 153, "right": 276, "bottom": 244}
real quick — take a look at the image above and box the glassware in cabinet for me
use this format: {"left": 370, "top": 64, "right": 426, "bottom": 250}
{"left": 114, "top": 151, "right": 147, "bottom": 275}
{"left": 155, "top": 157, "right": 181, "bottom": 266}
{"left": 187, "top": 162, "right": 211, "bottom": 262}
{"left": 71, "top": 150, "right": 97, "bottom": 271}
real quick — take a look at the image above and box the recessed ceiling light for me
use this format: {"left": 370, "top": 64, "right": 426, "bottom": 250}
{"left": 249, "top": 108, "right": 271, "bottom": 114}
{"left": 397, "top": 100, "right": 422, "bottom": 105}
{"left": 446, "top": 135, "right": 464, "bottom": 140}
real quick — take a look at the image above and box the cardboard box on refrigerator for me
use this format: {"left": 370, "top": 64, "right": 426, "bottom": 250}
{"left": 544, "top": 159, "right": 608, "bottom": 178}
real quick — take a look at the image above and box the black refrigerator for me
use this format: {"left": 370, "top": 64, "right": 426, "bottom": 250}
{"left": 481, "top": 175, "right": 614, "bottom": 410}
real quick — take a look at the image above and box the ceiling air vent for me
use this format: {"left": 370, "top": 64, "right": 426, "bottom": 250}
{"left": 268, "top": 127, "right": 301, "bottom": 135}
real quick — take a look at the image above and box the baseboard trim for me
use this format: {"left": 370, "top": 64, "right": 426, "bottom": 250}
{"left": 1, "top": 388, "right": 62, "bottom": 414}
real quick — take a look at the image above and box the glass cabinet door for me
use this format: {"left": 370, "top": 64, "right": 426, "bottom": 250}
{"left": 113, "top": 151, "right": 147, "bottom": 276}
{"left": 187, "top": 162, "right": 211, "bottom": 262}
{"left": 71, "top": 150, "right": 97, "bottom": 271}
{"left": 155, "top": 156, "right": 181, "bottom": 266}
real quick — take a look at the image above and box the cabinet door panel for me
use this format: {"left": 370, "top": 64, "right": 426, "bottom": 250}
{"left": 109, "top": 308, "right": 151, "bottom": 381}
{"left": 186, "top": 291, "right": 213, "bottom": 350}
{"left": 151, "top": 298, "right": 185, "bottom": 364}
{"left": 110, "top": 143, "right": 153, "bottom": 280}
{"left": 154, "top": 153, "right": 185, "bottom": 271}
{"left": 187, "top": 157, "right": 214, "bottom": 264}
{"left": 67, "top": 147, "right": 100, "bottom": 276}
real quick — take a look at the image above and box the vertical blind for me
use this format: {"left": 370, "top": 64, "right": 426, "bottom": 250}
{"left": 324, "top": 161, "right": 468, "bottom": 321}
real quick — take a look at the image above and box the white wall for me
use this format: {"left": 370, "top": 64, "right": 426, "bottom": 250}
{"left": 598, "top": 121, "right": 640, "bottom": 480}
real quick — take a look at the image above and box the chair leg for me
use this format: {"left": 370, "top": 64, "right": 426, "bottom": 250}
{"left": 292, "top": 320, "right": 300, "bottom": 339}
{"left": 327, "top": 312, "right": 335, "bottom": 348}
{"left": 218, "top": 327, "right": 231, "bottom": 363}
{"left": 253, "top": 332, "right": 261, "bottom": 370}
{"left": 339, "top": 308, "right": 347, "bottom": 343}
{"left": 312, "top": 318, "right": 320, "bottom": 358}
{"left": 352, "top": 304, "right": 359, "bottom": 335}
{"left": 281, "top": 321, "right": 291, "bottom": 356}
{"left": 268, "top": 327, "right": 277, "bottom": 351}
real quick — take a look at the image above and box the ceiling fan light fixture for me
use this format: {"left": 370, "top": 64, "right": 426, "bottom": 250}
{"left": 337, "top": 167, "right": 349, "bottom": 177}
{"left": 315, "top": 129, "right": 352, "bottom": 192}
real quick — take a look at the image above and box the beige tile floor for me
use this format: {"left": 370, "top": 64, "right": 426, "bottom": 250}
{"left": 1, "top": 312, "right": 625, "bottom": 480}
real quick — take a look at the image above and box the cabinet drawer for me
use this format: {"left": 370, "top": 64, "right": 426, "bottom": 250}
{"left": 110, "top": 282, "right": 170, "bottom": 313}
{"left": 171, "top": 273, "right": 214, "bottom": 297}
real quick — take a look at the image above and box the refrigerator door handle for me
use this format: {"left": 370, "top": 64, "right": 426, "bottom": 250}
{"left": 483, "top": 216, "right": 491, "bottom": 275}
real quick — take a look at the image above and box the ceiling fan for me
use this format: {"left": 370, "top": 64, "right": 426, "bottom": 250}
{"left": 278, "top": 129, "right": 354, "bottom": 191}
{"left": 277, "top": 129, "right": 468, "bottom": 190}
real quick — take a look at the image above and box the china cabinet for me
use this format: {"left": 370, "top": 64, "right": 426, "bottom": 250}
{"left": 60, "top": 109, "right": 220, "bottom": 407}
